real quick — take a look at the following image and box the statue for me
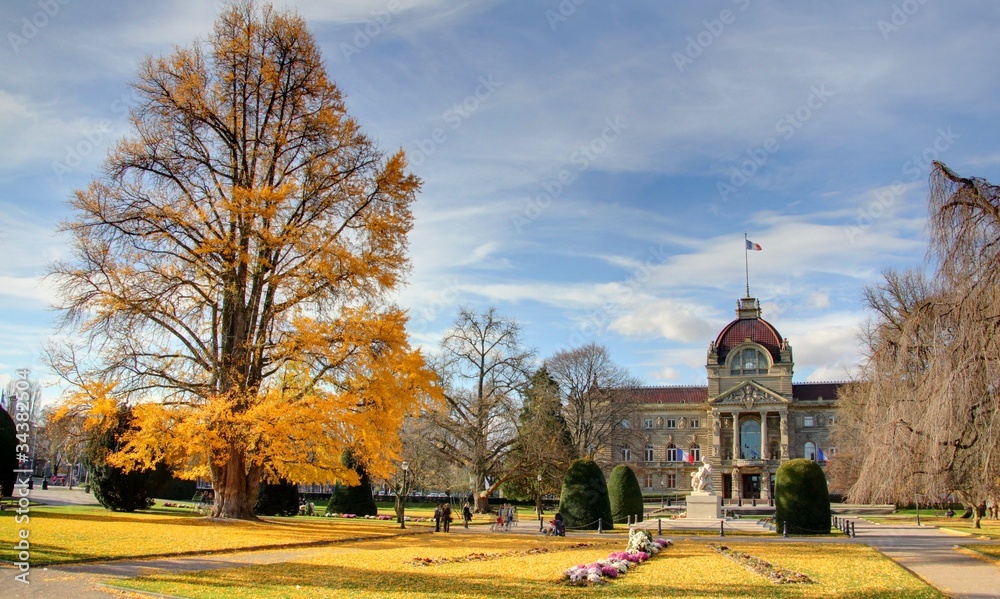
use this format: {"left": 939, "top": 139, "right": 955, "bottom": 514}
{"left": 689, "top": 456, "right": 714, "bottom": 493}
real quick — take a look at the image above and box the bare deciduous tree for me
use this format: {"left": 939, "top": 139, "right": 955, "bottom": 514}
{"left": 431, "top": 307, "right": 534, "bottom": 512}
{"left": 546, "top": 342, "right": 642, "bottom": 463}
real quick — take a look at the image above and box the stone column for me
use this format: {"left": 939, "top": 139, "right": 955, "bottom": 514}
{"left": 759, "top": 411, "right": 770, "bottom": 501}
{"left": 759, "top": 411, "right": 768, "bottom": 460}
{"left": 779, "top": 410, "right": 789, "bottom": 459}
{"left": 711, "top": 410, "right": 721, "bottom": 457}
{"left": 731, "top": 411, "right": 740, "bottom": 460}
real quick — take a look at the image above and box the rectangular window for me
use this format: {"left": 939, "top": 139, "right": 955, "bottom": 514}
{"left": 643, "top": 473, "right": 654, "bottom": 489}
{"left": 643, "top": 418, "right": 654, "bottom": 429}
{"left": 666, "top": 418, "right": 676, "bottom": 429}
{"left": 665, "top": 473, "right": 676, "bottom": 489}
{"left": 690, "top": 446, "right": 701, "bottom": 462}
{"left": 621, "top": 447, "right": 631, "bottom": 462}
{"left": 689, "top": 418, "right": 700, "bottom": 429}
{"left": 644, "top": 445, "right": 655, "bottom": 462}
{"left": 803, "top": 416, "right": 814, "bottom": 427}
{"left": 830, "top": 447, "right": 838, "bottom": 456}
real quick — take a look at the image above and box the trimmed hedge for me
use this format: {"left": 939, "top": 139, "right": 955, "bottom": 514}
{"left": 608, "top": 464, "right": 644, "bottom": 523}
{"left": 558, "top": 458, "right": 613, "bottom": 530}
{"left": 774, "top": 458, "right": 831, "bottom": 534}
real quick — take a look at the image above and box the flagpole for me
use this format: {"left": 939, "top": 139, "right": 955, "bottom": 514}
{"left": 744, "top": 232, "right": 750, "bottom": 297}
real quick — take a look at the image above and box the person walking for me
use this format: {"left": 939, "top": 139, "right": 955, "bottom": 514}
{"left": 433, "top": 504, "right": 442, "bottom": 533}
{"left": 463, "top": 502, "right": 472, "bottom": 528}
{"left": 442, "top": 503, "right": 452, "bottom": 532}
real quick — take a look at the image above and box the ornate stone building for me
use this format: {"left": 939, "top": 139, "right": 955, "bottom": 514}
{"left": 612, "top": 296, "right": 840, "bottom": 503}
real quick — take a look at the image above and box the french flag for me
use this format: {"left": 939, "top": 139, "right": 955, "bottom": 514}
{"left": 746, "top": 239, "right": 762, "bottom": 251}
{"left": 817, "top": 448, "right": 827, "bottom": 462}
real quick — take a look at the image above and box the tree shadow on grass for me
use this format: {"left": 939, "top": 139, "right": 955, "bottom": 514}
{"left": 112, "top": 560, "right": 944, "bottom": 599}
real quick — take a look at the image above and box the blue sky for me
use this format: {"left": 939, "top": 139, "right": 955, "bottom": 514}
{"left": 2, "top": 0, "right": 999, "bottom": 399}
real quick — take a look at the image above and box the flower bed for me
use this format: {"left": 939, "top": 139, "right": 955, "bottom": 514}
{"left": 710, "top": 544, "right": 814, "bottom": 584}
{"left": 563, "top": 528, "right": 672, "bottom": 586}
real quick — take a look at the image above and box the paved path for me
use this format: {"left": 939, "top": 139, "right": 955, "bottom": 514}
{"left": 3, "top": 517, "right": 999, "bottom": 598}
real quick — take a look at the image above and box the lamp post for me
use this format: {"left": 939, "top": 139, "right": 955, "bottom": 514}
{"left": 537, "top": 474, "right": 544, "bottom": 532}
{"left": 400, "top": 461, "right": 409, "bottom": 530}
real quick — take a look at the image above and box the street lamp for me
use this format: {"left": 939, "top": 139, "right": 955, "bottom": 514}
{"left": 400, "top": 461, "right": 409, "bottom": 530}
{"left": 537, "top": 474, "right": 544, "bottom": 532}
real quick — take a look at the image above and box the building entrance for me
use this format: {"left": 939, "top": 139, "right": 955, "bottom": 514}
{"left": 741, "top": 474, "right": 761, "bottom": 499}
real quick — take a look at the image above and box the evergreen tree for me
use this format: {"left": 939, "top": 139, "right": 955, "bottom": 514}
{"left": 326, "top": 448, "right": 378, "bottom": 516}
{"left": 86, "top": 405, "right": 154, "bottom": 512}
{"left": 607, "top": 464, "right": 643, "bottom": 524}
{"left": 0, "top": 408, "right": 17, "bottom": 497}
{"left": 558, "top": 458, "right": 613, "bottom": 530}
{"left": 254, "top": 478, "right": 299, "bottom": 516}
{"left": 502, "top": 367, "right": 577, "bottom": 510}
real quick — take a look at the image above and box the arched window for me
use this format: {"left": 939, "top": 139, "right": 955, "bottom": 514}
{"left": 740, "top": 419, "right": 761, "bottom": 459}
{"left": 644, "top": 444, "right": 655, "bottom": 462}
{"left": 804, "top": 441, "right": 816, "bottom": 461}
{"left": 689, "top": 443, "right": 700, "bottom": 462}
{"left": 666, "top": 443, "right": 677, "bottom": 462}
{"left": 730, "top": 348, "right": 769, "bottom": 375}
{"left": 621, "top": 446, "right": 632, "bottom": 462}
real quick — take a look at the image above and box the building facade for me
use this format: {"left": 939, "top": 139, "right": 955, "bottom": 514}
{"left": 613, "top": 296, "right": 840, "bottom": 503}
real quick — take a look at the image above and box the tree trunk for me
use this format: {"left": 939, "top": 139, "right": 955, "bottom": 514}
{"left": 210, "top": 450, "right": 262, "bottom": 520}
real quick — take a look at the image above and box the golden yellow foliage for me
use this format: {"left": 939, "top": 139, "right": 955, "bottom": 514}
{"left": 47, "top": 2, "right": 438, "bottom": 518}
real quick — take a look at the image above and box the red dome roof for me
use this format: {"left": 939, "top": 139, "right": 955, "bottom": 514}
{"left": 714, "top": 317, "right": 783, "bottom": 363}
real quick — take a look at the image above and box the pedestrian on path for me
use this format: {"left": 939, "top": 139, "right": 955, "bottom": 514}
{"left": 463, "top": 502, "right": 472, "bottom": 528}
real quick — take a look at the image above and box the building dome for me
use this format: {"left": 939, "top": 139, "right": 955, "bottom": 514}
{"left": 713, "top": 297, "right": 783, "bottom": 363}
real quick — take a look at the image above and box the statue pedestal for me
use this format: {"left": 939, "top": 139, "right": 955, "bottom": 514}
{"left": 686, "top": 493, "right": 721, "bottom": 519}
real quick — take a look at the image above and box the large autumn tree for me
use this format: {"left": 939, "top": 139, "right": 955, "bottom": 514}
{"left": 48, "top": 1, "right": 438, "bottom": 519}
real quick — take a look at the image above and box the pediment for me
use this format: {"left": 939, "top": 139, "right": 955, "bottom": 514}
{"left": 708, "top": 381, "right": 790, "bottom": 409}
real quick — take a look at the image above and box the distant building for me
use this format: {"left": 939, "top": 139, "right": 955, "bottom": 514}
{"left": 609, "top": 296, "right": 840, "bottom": 503}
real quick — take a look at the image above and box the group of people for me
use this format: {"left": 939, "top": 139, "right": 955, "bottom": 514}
{"left": 433, "top": 502, "right": 475, "bottom": 531}
{"left": 492, "top": 503, "right": 519, "bottom": 531}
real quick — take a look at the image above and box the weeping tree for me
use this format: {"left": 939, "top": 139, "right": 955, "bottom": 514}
{"left": 837, "top": 162, "right": 1000, "bottom": 528}
{"left": 46, "top": 1, "right": 439, "bottom": 520}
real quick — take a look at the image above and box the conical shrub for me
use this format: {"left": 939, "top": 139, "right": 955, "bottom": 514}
{"left": 558, "top": 458, "right": 613, "bottom": 530}
{"left": 608, "top": 464, "right": 643, "bottom": 524}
